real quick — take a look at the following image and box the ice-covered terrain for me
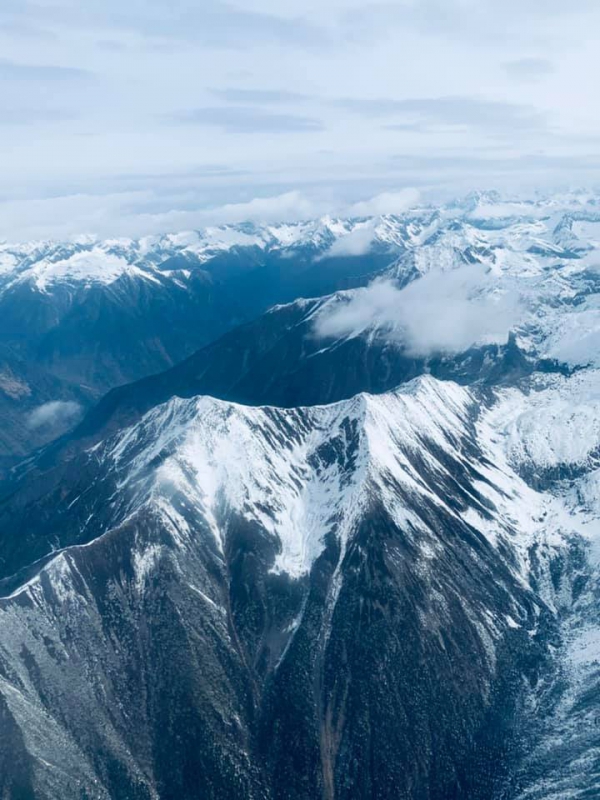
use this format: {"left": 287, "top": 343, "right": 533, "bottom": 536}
{"left": 2, "top": 189, "right": 600, "bottom": 468}
{"left": 0, "top": 211, "right": 408, "bottom": 468}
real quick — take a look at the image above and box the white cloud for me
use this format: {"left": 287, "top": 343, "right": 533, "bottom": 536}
{"left": 314, "top": 265, "right": 523, "bottom": 357}
{"left": 26, "top": 400, "right": 82, "bottom": 430}
{"left": 544, "top": 308, "right": 600, "bottom": 368}
{"left": 120, "top": 191, "right": 320, "bottom": 238}
{"left": 321, "top": 225, "right": 376, "bottom": 258}
{"left": 0, "top": 190, "right": 321, "bottom": 241}
{"left": 0, "top": 188, "right": 424, "bottom": 241}
{"left": 503, "top": 57, "right": 555, "bottom": 81}
{"left": 468, "top": 201, "right": 539, "bottom": 220}
{"left": 204, "top": 191, "right": 318, "bottom": 224}
{"left": 348, "top": 189, "right": 421, "bottom": 217}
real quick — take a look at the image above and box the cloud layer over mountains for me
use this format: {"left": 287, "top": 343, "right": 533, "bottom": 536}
{"left": 1, "top": 1, "right": 599, "bottom": 238}
{"left": 315, "top": 265, "right": 523, "bottom": 356}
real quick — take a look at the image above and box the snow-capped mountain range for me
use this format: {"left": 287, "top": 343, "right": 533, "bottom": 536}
{"left": 0, "top": 212, "right": 408, "bottom": 467}
{"left": 1, "top": 192, "right": 600, "bottom": 797}
{"left": 0, "top": 189, "right": 598, "bottom": 290}
{"left": 0, "top": 215, "right": 408, "bottom": 293}
{"left": 1, "top": 190, "right": 600, "bottom": 468}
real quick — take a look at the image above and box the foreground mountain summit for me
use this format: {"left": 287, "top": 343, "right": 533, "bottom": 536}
{"left": 1, "top": 372, "right": 599, "bottom": 799}
{"left": 1, "top": 192, "right": 600, "bottom": 798}
{"left": 0, "top": 379, "right": 562, "bottom": 797}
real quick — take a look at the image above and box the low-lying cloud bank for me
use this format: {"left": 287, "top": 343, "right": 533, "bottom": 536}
{"left": 321, "top": 225, "right": 376, "bottom": 258}
{"left": 0, "top": 188, "right": 421, "bottom": 243}
{"left": 26, "top": 400, "right": 83, "bottom": 431}
{"left": 346, "top": 189, "right": 421, "bottom": 217}
{"left": 314, "top": 264, "right": 523, "bottom": 357}
{"left": 317, "top": 188, "right": 421, "bottom": 260}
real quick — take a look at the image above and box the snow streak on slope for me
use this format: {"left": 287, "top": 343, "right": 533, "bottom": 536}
{"left": 0, "top": 375, "right": 538, "bottom": 601}
{"left": 3, "top": 370, "right": 585, "bottom": 609}
{"left": 108, "top": 393, "right": 370, "bottom": 578}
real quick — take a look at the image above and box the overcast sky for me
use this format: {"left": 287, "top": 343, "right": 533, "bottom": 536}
{"left": 1, "top": 0, "right": 599, "bottom": 239}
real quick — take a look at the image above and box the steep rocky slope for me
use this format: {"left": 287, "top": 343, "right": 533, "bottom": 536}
{"left": 0, "top": 377, "right": 559, "bottom": 799}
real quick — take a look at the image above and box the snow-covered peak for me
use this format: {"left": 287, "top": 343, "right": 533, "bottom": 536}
{"left": 21, "top": 247, "right": 162, "bottom": 292}
{"left": 80, "top": 375, "right": 518, "bottom": 581}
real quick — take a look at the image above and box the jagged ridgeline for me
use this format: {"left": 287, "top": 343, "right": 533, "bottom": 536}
{"left": 0, "top": 194, "right": 599, "bottom": 798}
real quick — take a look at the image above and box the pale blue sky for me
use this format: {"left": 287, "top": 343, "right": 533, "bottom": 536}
{"left": 0, "top": 0, "right": 599, "bottom": 239}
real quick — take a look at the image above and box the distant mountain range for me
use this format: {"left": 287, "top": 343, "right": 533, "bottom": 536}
{"left": 2, "top": 191, "right": 600, "bottom": 467}
{"left": 0, "top": 216, "right": 407, "bottom": 468}
{"left": 1, "top": 193, "right": 600, "bottom": 798}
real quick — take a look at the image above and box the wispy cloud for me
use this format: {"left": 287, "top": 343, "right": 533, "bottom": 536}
{"left": 0, "top": 58, "right": 91, "bottom": 81}
{"left": 209, "top": 88, "right": 311, "bottom": 105}
{"left": 170, "top": 106, "right": 324, "bottom": 133}
{"left": 33, "top": 1, "right": 329, "bottom": 49}
{"left": 320, "top": 225, "right": 376, "bottom": 259}
{"left": 0, "top": 189, "right": 319, "bottom": 240}
{"left": 0, "top": 108, "right": 77, "bottom": 125}
{"left": 337, "top": 95, "right": 546, "bottom": 134}
{"left": 314, "top": 265, "right": 523, "bottom": 357}
{"left": 0, "top": 187, "right": 423, "bottom": 241}
{"left": 503, "top": 57, "right": 555, "bottom": 81}
{"left": 26, "top": 400, "right": 83, "bottom": 431}
{"left": 348, "top": 189, "right": 421, "bottom": 216}
{"left": 340, "top": 0, "right": 599, "bottom": 44}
